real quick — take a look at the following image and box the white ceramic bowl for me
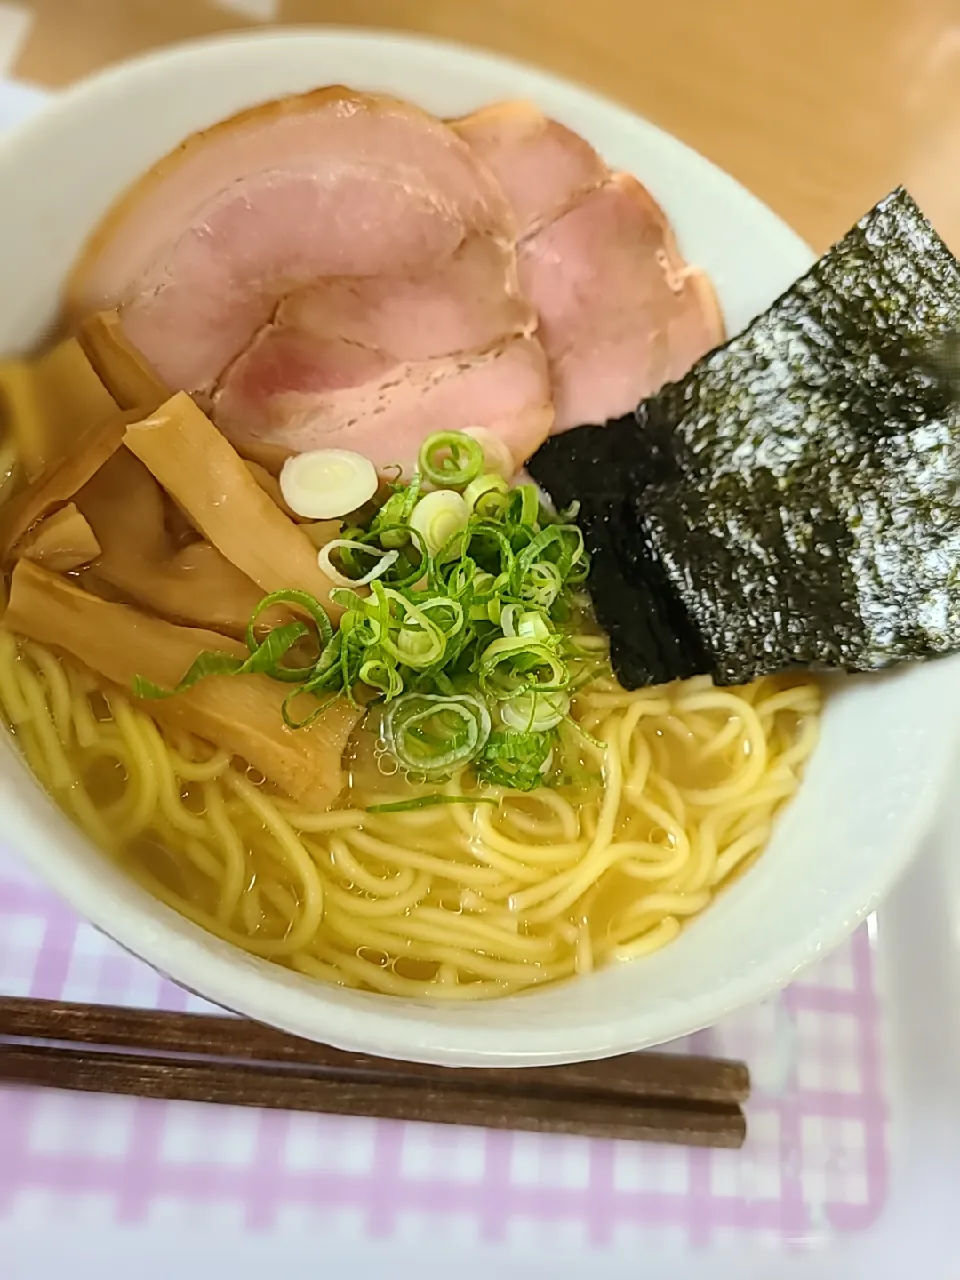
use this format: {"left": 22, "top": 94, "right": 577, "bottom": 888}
{"left": 0, "top": 30, "right": 957, "bottom": 1066}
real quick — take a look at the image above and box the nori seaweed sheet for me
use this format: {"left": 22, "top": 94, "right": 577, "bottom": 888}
{"left": 529, "top": 188, "right": 960, "bottom": 688}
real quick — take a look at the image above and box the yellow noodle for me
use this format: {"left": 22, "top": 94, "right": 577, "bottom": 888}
{"left": 226, "top": 771, "right": 325, "bottom": 953}
{"left": 575, "top": 922, "right": 594, "bottom": 975}
{"left": 15, "top": 660, "right": 73, "bottom": 789}
{"left": 348, "top": 913, "right": 555, "bottom": 968}
{"left": 202, "top": 782, "right": 249, "bottom": 924}
{"left": 131, "top": 861, "right": 312, "bottom": 959}
{"left": 109, "top": 701, "right": 160, "bottom": 838}
{"left": 321, "top": 836, "right": 419, "bottom": 897}
{"left": 468, "top": 807, "right": 586, "bottom": 868}
{"left": 166, "top": 742, "right": 231, "bottom": 783}
{"left": 324, "top": 873, "right": 431, "bottom": 919}
{"left": 710, "top": 825, "right": 773, "bottom": 886}
{"left": 672, "top": 820, "right": 721, "bottom": 893}
{"left": 342, "top": 828, "right": 505, "bottom": 887}
{"left": 64, "top": 781, "right": 118, "bottom": 849}
{"left": 137, "top": 716, "right": 210, "bottom": 839}
{"left": 611, "top": 890, "right": 712, "bottom": 933}
{"left": 260, "top": 879, "right": 300, "bottom": 923}
{"left": 491, "top": 786, "right": 580, "bottom": 841}
{"left": 0, "top": 630, "right": 29, "bottom": 723}
{"left": 777, "top": 712, "right": 821, "bottom": 771}
{"left": 181, "top": 836, "right": 228, "bottom": 884}
{"left": 611, "top": 916, "right": 682, "bottom": 962}
{"left": 66, "top": 667, "right": 101, "bottom": 748}
{"left": 24, "top": 642, "right": 73, "bottom": 745}
{"left": 0, "top": 626, "right": 819, "bottom": 998}
{"left": 240, "top": 884, "right": 263, "bottom": 937}
{"left": 297, "top": 945, "right": 507, "bottom": 1000}
{"left": 272, "top": 803, "right": 365, "bottom": 833}
{"left": 403, "top": 909, "right": 557, "bottom": 961}
{"left": 290, "top": 950, "right": 360, "bottom": 988}
{"left": 323, "top": 907, "right": 567, "bottom": 985}
{"left": 619, "top": 842, "right": 692, "bottom": 881}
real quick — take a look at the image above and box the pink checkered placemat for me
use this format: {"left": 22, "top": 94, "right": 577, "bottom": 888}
{"left": 0, "top": 841, "right": 888, "bottom": 1248}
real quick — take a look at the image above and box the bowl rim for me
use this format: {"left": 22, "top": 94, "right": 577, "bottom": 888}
{"left": 1, "top": 27, "right": 957, "bottom": 1065}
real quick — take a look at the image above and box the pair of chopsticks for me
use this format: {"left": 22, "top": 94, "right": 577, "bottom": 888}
{"left": 0, "top": 996, "right": 748, "bottom": 1148}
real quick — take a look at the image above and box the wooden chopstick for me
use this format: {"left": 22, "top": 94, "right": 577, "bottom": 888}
{"left": 0, "top": 997, "right": 749, "bottom": 1105}
{"left": 0, "top": 996, "right": 748, "bottom": 1148}
{"left": 0, "top": 1043, "right": 744, "bottom": 1146}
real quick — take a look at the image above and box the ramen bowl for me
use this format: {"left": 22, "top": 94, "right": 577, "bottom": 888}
{"left": 0, "top": 30, "right": 956, "bottom": 1066}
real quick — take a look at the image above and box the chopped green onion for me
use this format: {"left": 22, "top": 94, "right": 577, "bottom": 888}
{"left": 281, "top": 686, "right": 342, "bottom": 730}
{"left": 509, "top": 484, "right": 541, "bottom": 528}
{"left": 516, "top": 610, "right": 552, "bottom": 641}
{"left": 461, "top": 427, "right": 516, "bottom": 480}
{"left": 479, "top": 635, "right": 569, "bottom": 698}
{"left": 378, "top": 589, "right": 455, "bottom": 670}
{"left": 280, "top": 448, "right": 378, "bottom": 519}
{"left": 463, "top": 472, "right": 510, "bottom": 518}
{"left": 356, "top": 523, "right": 429, "bottom": 588}
{"left": 410, "top": 490, "right": 470, "bottom": 558}
{"left": 144, "top": 434, "right": 604, "bottom": 795}
{"left": 133, "top": 620, "right": 311, "bottom": 700}
{"left": 518, "top": 560, "right": 564, "bottom": 608}
{"left": 476, "top": 730, "right": 555, "bottom": 791}
{"left": 499, "top": 690, "right": 570, "bottom": 732}
{"left": 366, "top": 793, "right": 498, "bottom": 814}
{"left": 370, "top": 472, "right": 423, "bottom": 547}
{"left": 359, "top": 657, "right": 404, "bottom": 699}
{"left": 318, "top": 539, "right": 400, "bottom": 587}
{"left": 564, "top": 714, "right": 606, "bottom": 752}
{"left": 248, "top": 589, "right": 334, "bottom": 650}
{"left": 418, "top": 431, "right": 484, "bottom": 489}
{"left": 383, "top": 692, "right": 492, "bottom": 776}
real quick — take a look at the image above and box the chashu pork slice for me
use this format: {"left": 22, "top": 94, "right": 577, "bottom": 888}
{"left": 276, "top": 234, "right": 534, "bottom": 363}
{"left": 66, "top": 87, "right": 521, "bottom": 397}
{"left": 451, "top": 101, "right": 607, "bottom": 234}
{"left": 456, "top": 102, "right": 725, "bottom": 430}
{"left": 214, "top": 332, "right": 553, "bottom": 476}
{"left": 519, "top": 174, "right": 724, "bottom": 429}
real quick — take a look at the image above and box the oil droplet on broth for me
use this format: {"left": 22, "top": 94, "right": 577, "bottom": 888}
{"left": 82, "top": 755, "right": 129, "bottom": 808}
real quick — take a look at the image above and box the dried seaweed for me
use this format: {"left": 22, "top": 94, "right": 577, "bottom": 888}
{"left": 529, "top": 188, "right": 960, "bottom": 687}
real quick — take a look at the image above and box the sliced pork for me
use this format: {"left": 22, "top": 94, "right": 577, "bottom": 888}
{"left": 68, "top": 88, "right": 518, "bottom": 389}
{"left": 68, "top": 87, "right": 722, "bottom": 472}
{"left": 66, "top": 86, "right": 553, "bottom": 471}
{"left": 276, "top": 235, "right": 534, "bottom": 363}
{"left": 215, "top": 333, "right": 552, "bottom": 475}
{"left": 452, "top": 102, "right": 606, "bottom": 234}
{"left": 519, "top": 174, "right": 724, "bottom": 428}
{"left": 456, "top": 102, "right": 725, "bottom": 430}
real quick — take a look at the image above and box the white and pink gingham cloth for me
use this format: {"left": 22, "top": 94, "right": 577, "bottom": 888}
{"left": 0, "top": 841, "right": 887, "bottom": 1248}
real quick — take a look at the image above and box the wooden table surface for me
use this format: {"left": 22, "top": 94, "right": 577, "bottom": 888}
{"left": 11, "top": 0, "right": 960, "bottom": 251}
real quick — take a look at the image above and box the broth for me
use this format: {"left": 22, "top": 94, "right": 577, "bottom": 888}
{"left": 0, "top": 629, "right": 819, "bottom": 999}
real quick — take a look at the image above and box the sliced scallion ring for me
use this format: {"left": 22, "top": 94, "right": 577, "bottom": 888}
{"left": 509, "top": 484, "right": 541, "bottom": 528}
{"left": 383, "top": 692, "right": 492, "bottom": 776}
{"left": 479, "top": 635, "right": 568, "bottom": 698}
{"left": 318, "top": 539, "right": 400, "bottom": 587}
{"left": 517, "top": 559, "right": 564, "bottom": 608}
{"left": 516, "top": 610, "right": 552, "bottom": 641}
{"left": 418, "top": 431, "right": 485, "bottom": 489}
{"left": 463, "top": 472, "right": 510, "bottom": 518}
{"left": 499, "top": 690, "right": 571, "bottom": 733}
{"left": 359, "top": 657, "right": 404, "bottom": 699}
{"left": 280, "top": 449, "right": 378, "bottom": 519}
{"left": 462, "top": 426, "right": 516, "bottom": 480}
{"left": 378, "top": 591, "right": 448, "bottom": 670}
{"left": 410, "top": 490, "right": 470, "bottom": 559}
